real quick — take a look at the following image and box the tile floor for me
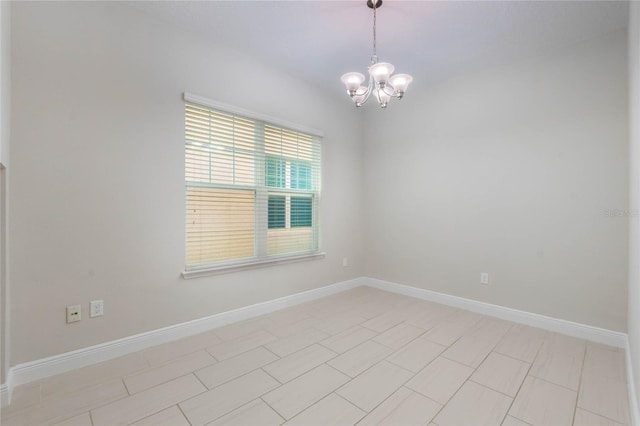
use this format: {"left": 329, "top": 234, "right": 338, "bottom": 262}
{"left": 0, "top": 287, "right": 631, "bottom": 426}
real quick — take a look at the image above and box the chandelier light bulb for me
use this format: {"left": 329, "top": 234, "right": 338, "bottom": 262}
{"left": 374, "top": 88, "right": 391, "bottom": 108}
{"left": 341, "top": 72, "right": 366, "bottom": 96}
{"left": 389, "top": 73, "right": 413, "bottom": 98}
{"left": 340, "top": 1, "right": 413, "bottom": 109}
{"left": 353, "top": 86, "right": 368, "bottom": 107}
{"left": 369, "top": 62, "right": 395, "bottom": 85}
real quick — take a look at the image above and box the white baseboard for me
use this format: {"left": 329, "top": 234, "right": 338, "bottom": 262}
{"left": 1, "top": 368, "right": 12, "bottom": 407}
{"left": 364, "top": 278, "right": 640, "bottom": 424}
{"left": 363, "top": 277, "right": 627, "bottom": 348}
{"left": 0, "top": 383, "right": 8, "bottom": 407}
{"left": 626, "top": 336, "right": 640, "bottom": 426}
{"left": 1, "top": 275, "right": 636, "bottom": 419}
{"left": 0, "top": 277, "right": 364, "bottom": 406}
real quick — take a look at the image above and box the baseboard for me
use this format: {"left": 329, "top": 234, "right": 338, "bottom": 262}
{"left": 0, "top": 275, "right": 634, "bottom": 413}
{"left": 626, "top": 336, "right": 640, "bottom": 426}
{"left": 364, "top": 277, "right": 640, "bottom": 423}
{"left": 0, "top": 382, "right": 8, "bottom": 407}
{"left": 363, "top": 277, "right": 627, "bottom": 348}
{"left": 0, "top": 277, "right": 364, "bottom": 405}
{"left": 1, "top": 368, "right": 12, "bottom": 407}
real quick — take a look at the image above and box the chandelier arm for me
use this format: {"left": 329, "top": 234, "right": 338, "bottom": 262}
{"left": 359, "top": 77, "right": 375, "bottom": 105}
{"left": 360, "top": 89, "right": 372, "bottom": 105}
{"left": 381, "top": 86, "right": 397, "bottom": 97}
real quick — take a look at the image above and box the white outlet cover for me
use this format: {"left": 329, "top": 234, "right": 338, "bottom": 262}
{"left": 480, "top": 273, "right": 490, "bottom": 285}
{"left": 66, "top": 304, "right": 81, "bottom": 323}
{"left": 90, "top": 300, "right": 104, "bottom": 317}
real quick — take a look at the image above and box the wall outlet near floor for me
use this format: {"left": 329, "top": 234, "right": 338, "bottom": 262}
{"left": 342, "top": 257, "right": 349, "bottom": 267}
{"left": 480, "top": 273, "right": 490, "bottom": 285}
{"left": 66, "top": 304, "right": 81, "bottom": 323}
{"left": 90, "top": 300, "right": 104, "bottom": 317}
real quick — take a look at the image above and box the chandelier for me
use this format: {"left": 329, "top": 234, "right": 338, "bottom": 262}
{"left": 340, "top": 0, "right": 413, "bottom": 109}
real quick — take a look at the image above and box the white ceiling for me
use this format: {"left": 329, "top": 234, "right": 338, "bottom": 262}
{"left": 127, "top": 1, "right": 629, "bottom": 96}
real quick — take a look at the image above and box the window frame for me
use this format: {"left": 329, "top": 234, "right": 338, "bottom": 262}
{"left": 182, "top": 93, "right": 325, "bottom": 279}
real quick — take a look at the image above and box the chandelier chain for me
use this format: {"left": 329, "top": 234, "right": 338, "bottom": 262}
{"left": 372, "top": 3, "right": 377, "bottom": 60}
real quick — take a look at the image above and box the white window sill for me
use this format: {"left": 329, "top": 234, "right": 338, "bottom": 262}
{"left": 182, "top": 252, "right": 326, "bottom": 279}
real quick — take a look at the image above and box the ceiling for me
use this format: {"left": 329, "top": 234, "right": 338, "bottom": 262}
{"left": 128, "top": 1, "right": 629, "bottom": 96}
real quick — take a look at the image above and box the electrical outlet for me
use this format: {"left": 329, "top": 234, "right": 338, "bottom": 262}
{"left": 66, "top": 305, "right": 81, "bottom": 323}
{"left": 342, "top": 257, "right": 349, "bottom": 267}
{"left": 480, "top": 273, "right": 489, "bottom": 285}
{"left": 90, "top": 300, "right": 104, "bottom": 318}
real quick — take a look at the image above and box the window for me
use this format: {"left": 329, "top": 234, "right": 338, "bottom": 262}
{"left": 184, "top": 95, "right": 322, "bottom": 274}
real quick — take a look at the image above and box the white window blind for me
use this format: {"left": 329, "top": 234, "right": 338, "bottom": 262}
{"left": 185, "top": 100, "right": 321, "bottom": 271}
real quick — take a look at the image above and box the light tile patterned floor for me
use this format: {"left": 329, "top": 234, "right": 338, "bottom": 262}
{"left": 1, "top": 287, "right": 631, "bottom": 426}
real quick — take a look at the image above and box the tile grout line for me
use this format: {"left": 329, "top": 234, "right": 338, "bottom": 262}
{"left": 204, "top": 346, "right": 223, "bottom": 363}
{"left": 127, "top": 349, "right": 218, "bottom": 396}
{"left": 124, "top": 404, "right": 175, "bottom": 426}
{"left": 176, "top": 403, "right": 193, "bottom": 426}
{"left": 264, "top": 326, "right": 329, "bottom": 357}
{"left": 9, "top": 366, "right": 144, "bottom": 417}
{"left": 492, "top": 349, "right": 538, "bottom": 365}
{"left": 351, "top": 386, "right": 406, "bottom": 425}
{"left": 571, "top": 341, "right": 588, "bottom": 425}
{"left": 144, "top": 340, "right": 211, "bottom": 368}
{"left": 73, "top": 386, "right": 132, "bottom": 425}
{"left": 577, "top": 406, "right": 627, "bottom": 424}
{"left": 501, "top": 329, "right": 547, "bottom": 425}
{"left": 122, "top": 376, "right": 133, "bottom": 396}
{"left": 258, "top": 396, "right": 286, "bottom": 424}
{"left": 345, "top": 360, "right": 428, "bottom": 422}
{"left": 528, "top": 373, "right": 582, "bottom": 393}
{"left": 258, "top": 367, "right": 283, "bottom": 386}
{"left": 431, "top": 323, "right": 515, "bottom": 424}
{"left": 332, "top": 346, "right": 409, "bottom": 382}
{"left": 253, "top": 367, "right": 321, "bottom": 422}
{"left": 266, "top": 348, "right": 339, "bottom": 384}
{"left": 198, "top": 367, "right": 263, "bottom": 392}
{"left": 439, "top": 331, "right": 506, "bottom": 370}
{"left": 403, "top": 352, "right": 471, "bottom": 402}
{"left": 4, "top": 380, "right": 130, "bottom": 425}
{"left": 468, "top": 377, "right": 520, "bottom": 400}
{"left": 260, "top": 344, "right": 283, "bottom": 360}
{"left": 316, "top": 326, "right": 381, "bottom": 354}
{"left": 291, "top": 391, "right": 365, "bottom": 424}
{"left": 75, "top": 378, "right": 135, "bottom": 421}
{"left": 184, "top": 366, "right": 287, "bottom": 425}
{"left": 99, "top": 373, "right": 208, "bottom": 426}
{"left": 330, "top": 391, "right": 369, "bottom": 424}
{"left": 190, "top": 371, "right": 210, "bottom": 393}
{"left": 423, "top": 331, "right": 466, "bottom": 352}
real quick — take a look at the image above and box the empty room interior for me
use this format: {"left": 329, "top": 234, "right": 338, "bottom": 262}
{"left": 0, "top": 0, "right": 640, "bottom": 425}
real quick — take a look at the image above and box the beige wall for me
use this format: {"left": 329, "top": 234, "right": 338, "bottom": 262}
{"left": 628, "top": 0, "right": 640, "bottom": 412}
{"left": 5, "top": 1, "right": 632, "bottom": 378}
{"left": 0, "top": 0, "right": 11, "bottom": 385}
{"left": 9, "top": 2, "right": 365, "bottom": 365}
{"left": 0, "top": 0, "right": 9, "bottom": 166}
{"left": 363, "top": 30, "right": 629, "bottom": 332}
